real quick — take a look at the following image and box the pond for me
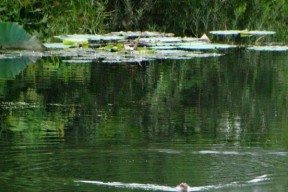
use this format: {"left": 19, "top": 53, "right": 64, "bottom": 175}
{"left": 0, "top": 49, "right": 288, "bottom": 191}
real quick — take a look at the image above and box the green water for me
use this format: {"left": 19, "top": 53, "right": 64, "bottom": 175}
{"left": 0, "top": 49, "right": 288, "bottom": 191}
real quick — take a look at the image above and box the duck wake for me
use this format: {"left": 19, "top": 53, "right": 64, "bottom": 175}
{"left": 75, "top": 174, "right": 269, "bottom": 191}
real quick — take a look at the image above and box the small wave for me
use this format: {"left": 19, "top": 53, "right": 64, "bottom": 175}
{"left": 195, "top": 150, "right": 240, "bottom": 155}
{"left": 154, "top": 148, "right": 288, "bottom": 157}
{"left": 194, "top": 150, "right": 287, "bottom": 157}
{"left": 157, "top": 149, "right": 183, "bottom": 154}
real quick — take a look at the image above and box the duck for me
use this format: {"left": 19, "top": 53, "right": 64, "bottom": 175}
{"left": 176, "top": 182, "right": 190, "bottom": 192}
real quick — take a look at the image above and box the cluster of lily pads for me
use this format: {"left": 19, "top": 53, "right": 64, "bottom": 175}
{"left": 43, "top": 31, "right": 229, "bottom": 64}
{"left": 42, "top": 29, "right": 288, "bottom": 64}
{"left": 1, "top": 22, "right": 288, "bottom": 65}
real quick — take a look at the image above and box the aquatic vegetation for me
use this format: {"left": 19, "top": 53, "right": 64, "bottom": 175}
{"left": 210, "top": 30, "right": 277, "bottom": 44}
{"left": 179, "top": 43, "right": 237, "bottom": 50}
{"left": 248, "top": 46, "right": 288, "bottom": 52}
{"left": 43, "top": 43, "right": 73, "bottom": 49}
{"left": 2, "top": 29, "right": 287, "bottom": 65}
{"left": 0, "top": 22, "right": 45, "bottom": 50}
{"left": 33, "top": 31, "right": 225, "bottom": 64}
{"left": 210, "top": 30, "right": 276, "bottom": 36}
{"left": 54, "top": 34, "right": 124, "bottom": 42}
{"left": 110, "top": 31, "right": 174, "bottom": 38}
{"left": 62, "top": 38, "right": 88, "bottom": 46}
{"left": 1, "top": 0, "right": 288, "bottom": 43}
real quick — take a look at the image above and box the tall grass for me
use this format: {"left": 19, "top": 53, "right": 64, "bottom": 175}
{"left": 0, "top": 0, "right": 109, "bottom": 39}
{"left": 0, "top": 0, "right": 288, "bottom": 42}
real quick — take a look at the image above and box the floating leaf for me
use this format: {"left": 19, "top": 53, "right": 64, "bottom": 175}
{"left": 0, "top": 22, "right": 45, "bottom": 50}
{"left": 54, "top": 34, "right": 124, "bottom": 42}
{"left": 109, "top": 31, "right": 174, "bottom": 38}
{"left": 248, "top": 46, "right": 288, "bottom": 51}
{"left": 210, "top": 30, "right": 276, "bottom": 36}
{"left": 63, "top": 38, "right": 89, "bottom": 46}
{"left": 242, "top": 31, "right": 276, "bottom": 36}
{"left": 210, "top": 30, "right": 244, "bottom": 35}
{"left": 179, "top": 43, "right": 237, "bottom": 50}
{"left": 44, "top": 43, "right": 73, "bottom": 49}
{"left": 137, "top": 47, "right": 156, "bottom": 54}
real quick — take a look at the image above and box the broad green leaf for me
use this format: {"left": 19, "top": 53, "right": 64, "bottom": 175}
{"left": 0, "top": 22, "right": 45, "bottom": 50}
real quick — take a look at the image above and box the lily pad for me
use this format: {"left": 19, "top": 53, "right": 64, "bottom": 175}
{"left": 63, "top": 38, "right": 89, "bottom": 45}
{"left": 41, "top": 47, "right": 222, "bottom": 65}
{"left": 241, "top": 31, "right": 276, "bottom": 36}
{"left": 247, "top": 46, "right": 288, "bottom": 51}
{"left": 44, "top": 43, "right": 73, "bottom": 49}
{"left": 179, "top": 43, "right": 237, "bottom": 50}
{"left": 54, "top": 34, "right": 124, "bottom": 42}
{"left": 210, "top": 30, "right": 244, "bottom": 35}
{"left": 109, "top": 31, "right": 174, "bottom": 38}
{"left": 210, "top": 30, "right": 276, "bottom": 36}
{"left": 139, "top": 37, "right": 198, "bottom": 44}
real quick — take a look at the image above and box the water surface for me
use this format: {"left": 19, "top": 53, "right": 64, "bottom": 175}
{"left": 1, "top": 49, "right": 288, "bottom": 191}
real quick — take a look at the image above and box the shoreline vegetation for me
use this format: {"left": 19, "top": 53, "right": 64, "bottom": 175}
{"left": 0, "top": 0, "right": 288, "bottom": 42}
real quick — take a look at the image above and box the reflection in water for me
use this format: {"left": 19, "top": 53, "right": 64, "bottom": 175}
{"left": 0, "top": 57, "right": 36, "bottom": 79}
{"left": 0, "top": 56, "right": 38, "bottom": 97}
{"left": 1, "top": 50, "right": 288, "bottom": 191}
{"left": 218, "top": 112, "right": 242, "bottom": 147}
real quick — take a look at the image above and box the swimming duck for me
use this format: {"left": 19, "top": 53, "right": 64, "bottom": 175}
{"left": 176, "top": 182, "right": 190, "bottom": 192}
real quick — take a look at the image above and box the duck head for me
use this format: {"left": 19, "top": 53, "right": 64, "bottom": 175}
{"left": 176, "top": 182, "right": 190, "bottom": 192}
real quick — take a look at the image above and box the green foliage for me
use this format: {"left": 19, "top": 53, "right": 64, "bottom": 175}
{"left": 0, "top": 0, "right": 109, "bottom": 38}
{"left": 1, "top": 0, "right": 288, "bottom": 42}
{"left": 105, "top": 0, "right": 156, "bottom": 31}
{"left": 106, "top": 0, "right": 288, "bottom": 41}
